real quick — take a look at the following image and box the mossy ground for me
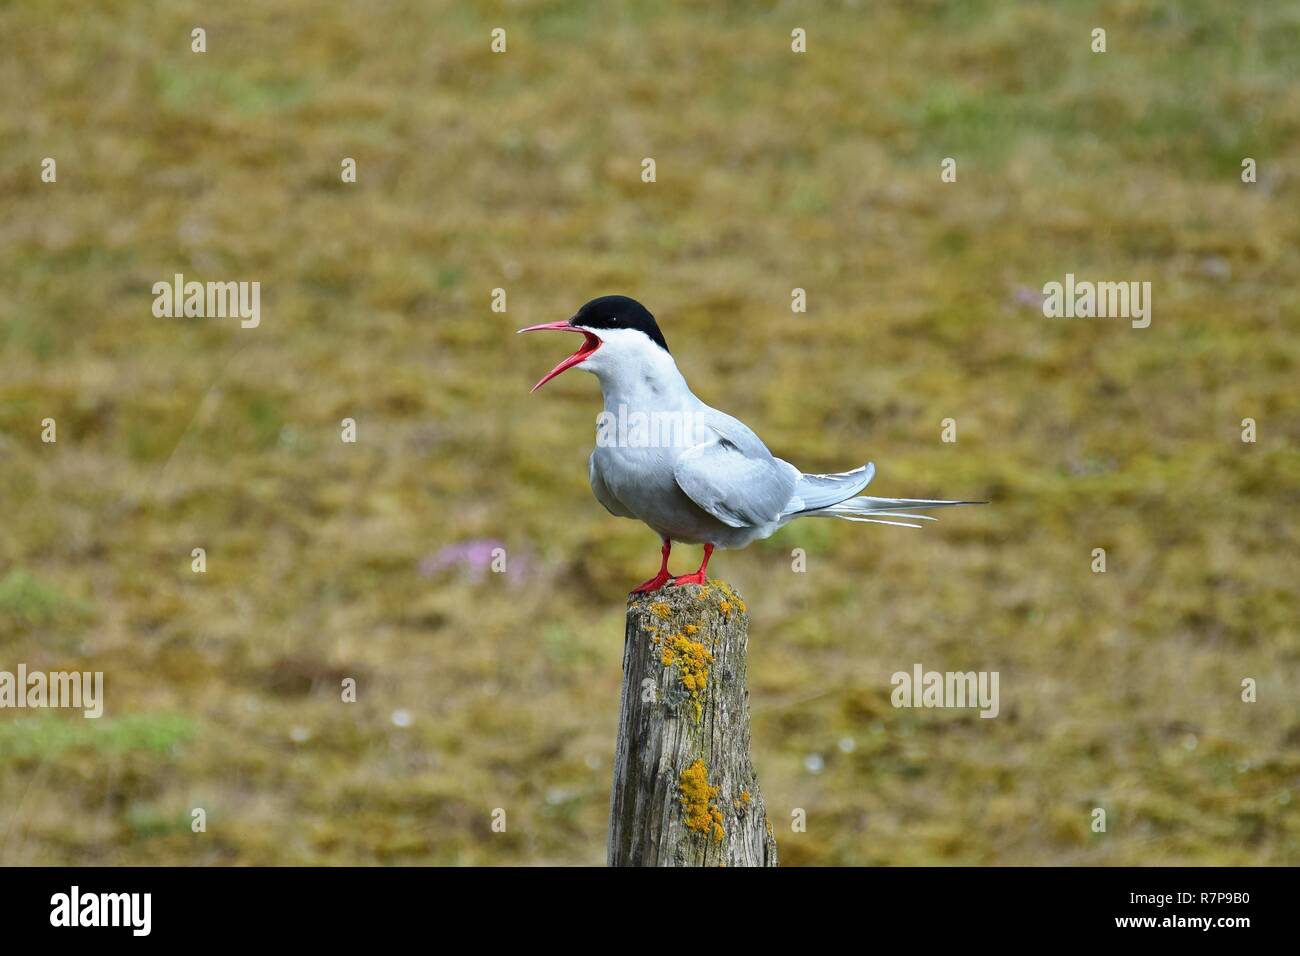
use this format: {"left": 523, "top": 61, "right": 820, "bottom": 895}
{"left": 1, "top": 1, "right": 1297, "bottom": 864}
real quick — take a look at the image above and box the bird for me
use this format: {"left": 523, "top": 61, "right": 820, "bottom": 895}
{"left": 519, "top": 295, "right": 984, "bottom": 593}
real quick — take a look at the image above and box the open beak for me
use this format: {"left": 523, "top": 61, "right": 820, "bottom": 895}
{"left": 517, "top": 321, "right": 603, "bottom": 392}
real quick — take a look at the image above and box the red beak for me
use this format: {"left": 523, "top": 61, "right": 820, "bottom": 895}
{"left": 517, "top": 321, "right": 603, "bottom": 392}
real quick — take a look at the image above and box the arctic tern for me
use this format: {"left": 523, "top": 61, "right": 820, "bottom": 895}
{"left": 520, "top": 295, "right": 982, "bottom": 593}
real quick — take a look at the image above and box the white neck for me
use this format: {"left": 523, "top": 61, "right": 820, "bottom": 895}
{"left": 581, "top": 328, "right": 697, "bottom": 413}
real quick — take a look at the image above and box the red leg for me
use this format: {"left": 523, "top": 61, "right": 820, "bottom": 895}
{"left": 670, "top": 543, "right": 714, "bottom": 587}
{"left": 630, "top": 539, "right": 673, "bottom": 594}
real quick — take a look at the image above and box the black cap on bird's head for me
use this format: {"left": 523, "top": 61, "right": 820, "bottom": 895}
{"left": 517, "top": 295, "right": 669, "bottom": 392}
{"left": 568, "top": 295, "right": 669, "bottom": 354}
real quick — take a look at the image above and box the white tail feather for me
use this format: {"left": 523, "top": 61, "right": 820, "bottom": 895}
{"left": 829, "top": 515, "right": 924, "bottom": 529}
{"left": 802, "top": 493, "right": 985, "bottom": 529}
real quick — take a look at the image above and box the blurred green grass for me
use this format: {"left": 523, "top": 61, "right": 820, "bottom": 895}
{"left": 1, "top": 0, "right": 1297, "bottom": 865}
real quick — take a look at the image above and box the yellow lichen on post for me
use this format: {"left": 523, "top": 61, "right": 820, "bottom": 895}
{"left": 660, "top": 631, "right": 713, "bottom": 722}
{"left": 613, "top": 581, "right": 777, "bottom": 866}
{"left": 678, "top": 759, "right": 725, "bottom": 844}
{"left": 714, "top": 580, "right": 747, "bottom": 619}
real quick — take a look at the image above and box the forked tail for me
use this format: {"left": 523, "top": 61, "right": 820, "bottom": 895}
{"left": 785, "top": 461, "right": 985, "bottom": 528}
{"left": 804, "top": 495, "right": 986, "bottom": 529}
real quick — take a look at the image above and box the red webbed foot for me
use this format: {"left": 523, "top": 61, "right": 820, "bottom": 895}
{"left": 630, "top": 539, "right": 674, "bottom": 594}
{"left": 630, "top": 570, "right": 673, "bottom": 594}
{"left": 668, "top": 570, "right": 708, "bottom": 587}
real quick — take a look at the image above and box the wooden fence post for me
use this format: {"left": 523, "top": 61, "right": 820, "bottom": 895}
{"left": 609, "top": 580, "right": 778, "bottom": 866}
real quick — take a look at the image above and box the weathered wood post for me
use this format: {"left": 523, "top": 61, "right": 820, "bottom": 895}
{"left": 609, "top": 579, "right": 778, "bottom": 866}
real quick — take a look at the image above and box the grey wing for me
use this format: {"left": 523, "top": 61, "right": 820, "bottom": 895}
{"left": 672, "top": 417, "right": 797, "bottom": 529}
{"left": 589, "top": 451, "right": 636, "bottom": 518}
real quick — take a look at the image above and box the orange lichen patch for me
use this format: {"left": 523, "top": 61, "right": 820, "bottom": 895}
{"left": 683, "top": 624, "right": 700, "bottom": 635}
{"left": 740, "top": 790, "right": 751, "bottom": 804}
{"left": 660, "top": 631, "right": 712, "bottom": 721}
{"left": 714, "top": 580, "right": 747, "bottom": 616}
{"left": 649, "top": 602, "right": 672, "bottom": 620}
{"left": 678, "top": 759, "right": 725, "bottom": 844}
{"left": 665, "top": 635, "right": 711, "bottom": 692}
